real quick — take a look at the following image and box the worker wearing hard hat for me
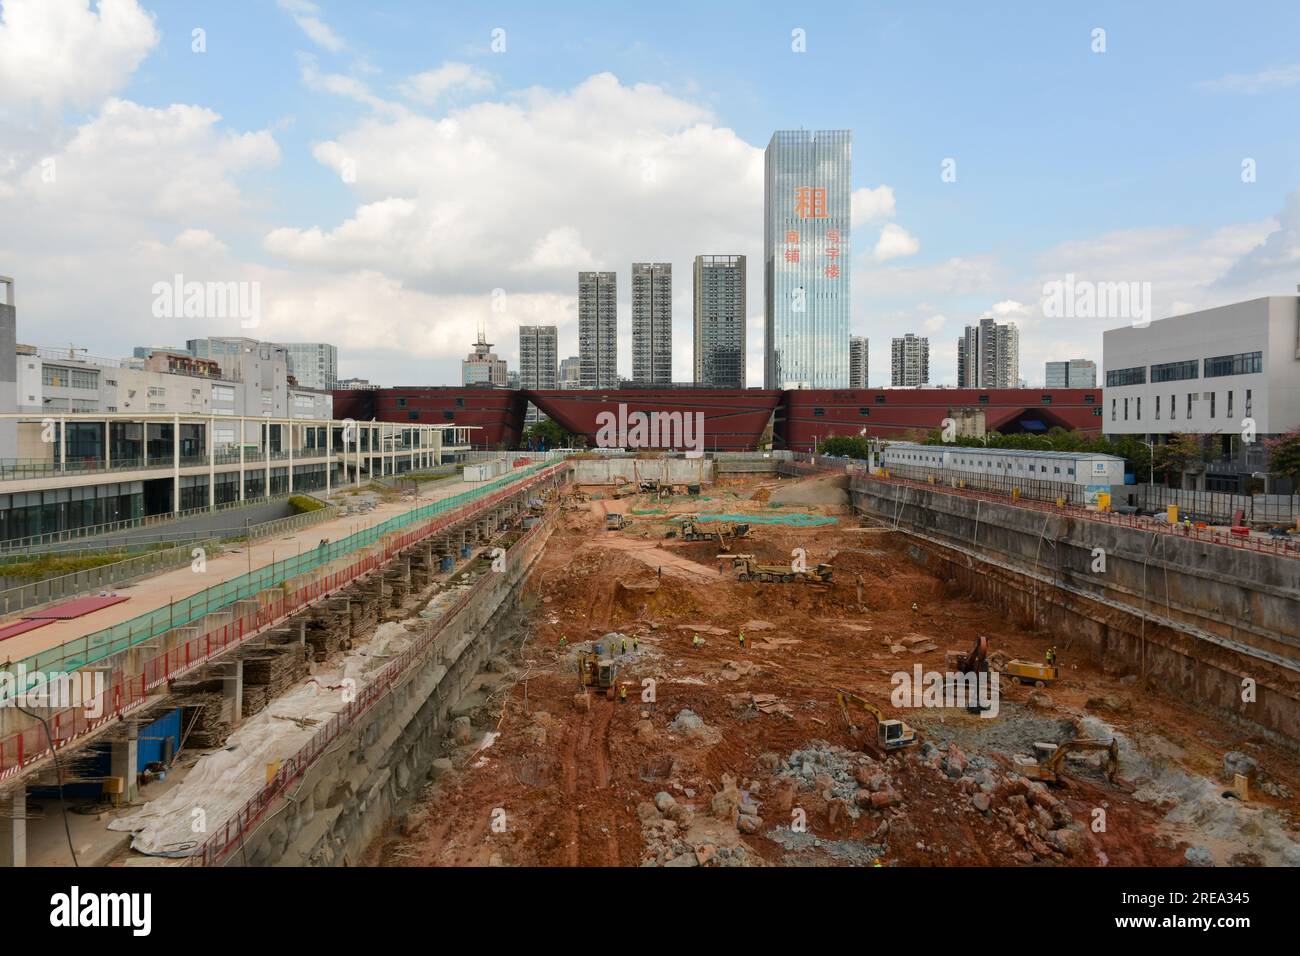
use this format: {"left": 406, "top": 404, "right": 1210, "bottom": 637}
{"left": 692, "top": 634, "right": 703, "bottom": 649}
{"left": 1045, "top": 646, "right": 1057, "bottom": 666}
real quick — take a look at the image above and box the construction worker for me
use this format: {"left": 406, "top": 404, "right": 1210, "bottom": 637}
{"left": 632, "top": 635, "right": 639, "bottom": 653}
{"left": 559, "top": 635, "right": 567, "bottom": 650}
{"left": 1183, "top": 517, "right": 1192, "bottom": 535}
{"left": 620, "top": 637, "right": 627, "bottom": 656}
{"left": 738, "top": 630, "right": 746, "bottom": 649}
{"left": 693, "top": 634, "right": 703, "bottom": 649}
{"left": 911, "top": 602, "right": 919, "bottom": 613}
{"left": 1045, "top": 645, "right": 1057, "bottom": 666}
{"left": 619, "top": 683, "right": 627, "bottom": 704}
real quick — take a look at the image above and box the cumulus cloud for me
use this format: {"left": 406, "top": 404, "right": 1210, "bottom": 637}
{"left": 399, "top": 63, "right": 494, "bottom": 106}
{"left": 851, "top": 185, "right": 895, "bottom": 226}
{"left": 872, "top": 223, "right": 920, "bottom": 261}
{"left": 0, "top": 0, "right": 158, "bottom": 115}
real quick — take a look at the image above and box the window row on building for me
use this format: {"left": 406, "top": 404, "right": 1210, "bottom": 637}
{"left": 1109, "top": 351, "right": 1262, "bottom": 388}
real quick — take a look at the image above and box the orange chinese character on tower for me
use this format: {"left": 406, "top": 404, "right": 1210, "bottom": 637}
{"left": 784, "top": 248, "right": 800, "bottom": 263}
{"left": 827, "top": 229, "right": 841, "bottom": 242}
{"left": 824, "top": 263, "right": 840, "bottom": 279}
{"left": 785, "top": 230, "right": 800, "bottom": 244}
{"left": 794, "top": 187, "right": 829, "bottom": 219}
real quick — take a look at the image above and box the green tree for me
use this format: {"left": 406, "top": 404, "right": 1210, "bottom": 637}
{"left": 521, "top": 417, "right": 578, "bottom": 450}
{"left": 818, "top": 435, "right": 872, "bottom": 459}
{"left": 1265, "top": 428, "right": 1300, "bottom": 485}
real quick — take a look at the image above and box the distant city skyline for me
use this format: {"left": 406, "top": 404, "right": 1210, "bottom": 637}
{"left": 5, "top": 2, "right": 1298, "bottom": 391}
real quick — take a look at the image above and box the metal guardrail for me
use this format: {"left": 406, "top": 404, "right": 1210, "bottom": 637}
{"left": 5, "top": 462, "right": 558, "bottom": 678}
{"left": 0, "top": 497, "right": 340, "bottom": 616}
{"left": 0, "top": 462, "right": 569, "bottom": 782}
{"left": 0, "top": 491, "right": 326, "bottom": 554}
{"left": 191, "top": 502, "right": 559, "bottom": 866}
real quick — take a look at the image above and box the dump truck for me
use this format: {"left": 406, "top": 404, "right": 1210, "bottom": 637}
{"left": 577, "top": 652, "right": 618, "bottom": 699}
{"left": 605, "top": 513, "right": 627, "bottom": 531}
{"left": 733, "top": 556, "right": 832, "bottom": 583}
{"left": 836, "top": 690, "right": 918, "bottom": 757}
{"left": 1013, "top": 738, "right": 1119, "bottom": 785}
{"left": 1003, "top": 659, "right": 1059, "bottom": 686}
{"left": 675, "top": 519, "right": 751, "bottom": 544}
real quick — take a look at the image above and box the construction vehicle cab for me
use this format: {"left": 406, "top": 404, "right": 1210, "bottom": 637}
{"left": 578, "top": 652, "right": 618, "bottom": 699}
{"left": 1014, "top": 738, "right": 1119, "bottom": 785}
{"left": 836, "top": 690, "right": 918, "bottom": 756}
{"left": 605, "top": 513, "right": 627, "bottom": 531}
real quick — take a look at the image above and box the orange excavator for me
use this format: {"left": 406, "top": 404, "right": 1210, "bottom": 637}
{"left": 945, "top": 635, "right": 991, "bottom": 713}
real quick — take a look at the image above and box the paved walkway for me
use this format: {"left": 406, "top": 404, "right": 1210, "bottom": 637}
{"left": 0, "top": 467, "right": 535, "bottom": 664}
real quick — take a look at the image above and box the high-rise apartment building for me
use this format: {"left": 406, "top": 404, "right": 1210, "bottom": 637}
{"left": 764, "top": 130, "right": 852, "bottom": 389}
{"left": 278, "top": 342, "right": 339, "bottom": 391}
{"left": 631, "top": 263, "right": 672, "bottom": 385}
{"left": 558, "top": 355, "right": 582, "bottom": 388}
{"left": 1045, "top": 359, "right": 1097, "bottom": 388}
{"left": 518, "top": 326, "right": 558, "bottom": 390}
{"left": 849, "top": 336, "right": 869, "bottom": 388}
{"left": 890, "top": 334, "right": 930, "bottom": 387}
{"left": 693, "top": 255, "right": 746, "bottom": 388}
{"left": 956, "top": 318, "right": 1020, "bottom": 388}
{"left": 578, "top": 271, "right": 617, "bottom": 389}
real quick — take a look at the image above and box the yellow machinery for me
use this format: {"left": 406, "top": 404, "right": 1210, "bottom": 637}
{"left": 578, "top": 652, "right": 618, "bottom": 699}
{"left": 835, "top": 690, "right": 918, "bottom": 756}
{"left": 733, "top": 556, "right": 833, "bottom": 584}
{"left": 676, "top": 519, "right": 750, "bottom": 544}
{"left": 1004, "top": 659, "right": 1059, "bottom": 685}
{"left": 1014, "top": 738, "right": 1119, "bottom": 785}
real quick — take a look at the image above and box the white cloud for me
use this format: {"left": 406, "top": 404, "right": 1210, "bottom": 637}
{"left": 1199, "top": 64, "right": 1300, "bottom": 94}
{"left": 872, "top": 223, "right": 920, "bottom": 261}
{"left": 851, "top": 185, "right": 895, "bottom": 227}
{"left": 264, "top": 72, "right": 761, "bottom": 381}
{"left": 399, "top": 62, "right": 494, "bottom": 106}
{"left": 277, "top": 0, "right": 344, "bottom": 53}
{"left": 0, "top": 0, "right": 158, "bottom": 115}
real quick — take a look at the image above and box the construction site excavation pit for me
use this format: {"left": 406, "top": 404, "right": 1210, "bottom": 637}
{"left": 368, "top": 471, "right": 1300, "bottom": 868}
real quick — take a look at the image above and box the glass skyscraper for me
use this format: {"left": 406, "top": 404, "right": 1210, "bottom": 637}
{"left": 764, "top": 130, "right": 852, "bottom": 389}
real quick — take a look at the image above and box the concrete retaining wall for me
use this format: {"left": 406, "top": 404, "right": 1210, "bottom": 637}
{"left": 230, "top": 517, "right": 554, "bottom": 866}
{"left": 852, "top": 477, "right": 1300, "bottom": 745}
{"left": 571, "top": 457, "right": 713, "bottom": 486}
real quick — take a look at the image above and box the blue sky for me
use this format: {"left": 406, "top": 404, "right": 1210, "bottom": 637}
{"left": 3, "top": 0, "right": 1300, "bottom": 386}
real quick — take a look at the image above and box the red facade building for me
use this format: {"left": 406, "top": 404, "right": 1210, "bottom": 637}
{"left": 332, "top": 386, "right": 1104, "bottom": 451}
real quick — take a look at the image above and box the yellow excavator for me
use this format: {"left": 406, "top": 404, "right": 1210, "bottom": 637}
{"left": 1014, "top": 738, "right": 1119, "bottom": 785}
{"left": 577, "top": 651, "right": 618, "bottom": 699}
{"left": 835, "top": 690, "right": 918, "bottom": 757}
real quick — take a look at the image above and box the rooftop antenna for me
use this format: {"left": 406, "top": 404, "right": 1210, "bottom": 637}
{"left": 65, "top": 343, "right": 88, "bottom": 361}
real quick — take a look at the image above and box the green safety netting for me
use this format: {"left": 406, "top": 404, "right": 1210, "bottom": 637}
{"left": 12, "top": 462, "right": 554, "bottom": 675}
{"left": 672, "top": 511, "right": 838, "bottom": 528}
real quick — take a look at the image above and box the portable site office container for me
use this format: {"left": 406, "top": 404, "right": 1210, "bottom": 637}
{"left": 880, "top": 443, "right": 1125, "bottom": 488}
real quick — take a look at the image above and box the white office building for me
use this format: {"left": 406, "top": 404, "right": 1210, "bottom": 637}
{"left": 1101, "top": 296, "right": 1300, "bottom": 491}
